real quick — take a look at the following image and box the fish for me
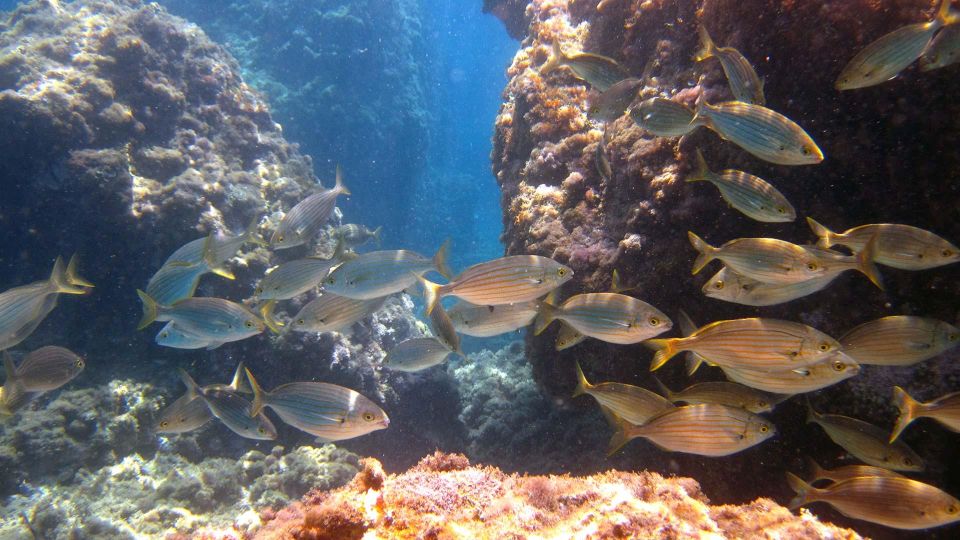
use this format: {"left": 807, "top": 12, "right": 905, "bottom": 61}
{"left": 246, "top": 368, "right": 389, "bottom": 441}
{"left": 179, "top": 369, "right": 276, "bottom": 440}
{"left": 835, "top": 0, "right": 953, "bottom": 89}
{"left": 324, "top": 241, "right": 452, "bottom": 300}
{"left": 595, "top": 128, "right": 612, "bottom": 182}
{"left": 803, "top": 457, "right": 905, "bottom": 485}
{"left": 288, "top": 293, "right": 388, "bottom": 334}
{"left": 540, "top": 41, "right": 628, "bottom": 91}
{"left": 271, "top": 165, "right": 350, "bottom": 249}
{"left": 447, "top": 300, "right": 539, "bottom": 337}
{"left": 255, "top": 243, "right": 345, "bottom": 301}
{"left": 164, "top": 216, "right": 266, "bottom": 278}
{"left": 693, "top": 98, "right": 823, "bottom": 165}
{"left": 144, "top": 262, "right": 207, "bottom": 307}
{"left": 807, "top": 404, "right": 923, "bottom": 471}
{"left": 336, "top": 224, "right": 382, "bottom": 249}
{"left": 890, "top": 386, "right": 960, "bottom": 443}
{"left": 840, "top": 316, "right": 960, "bottom": 366}
{"left": 155, "top": 363, "right": 250, "bottom": 433}
{"left": 629, "top": 97, "right": 699, "bottom": 137}
{"left": 155, "top": 321, "right": 221, "bottom": 350}
{"left": 646, "top": 317, "right": 841, "bottom": 372}
{"left": 653, "top": 377, "right": 788, "bottom": 414}
{"left": 920, "top": 21, "right": 960, "bottom": 71}
{"left": 136, "top": 291, "right": 266, "bottom": 344}
{"left": 694, "top": 26, "right": 765, "bottom": 105}
{"left": 587, "top": 77, "right": 643, "bottom": 122}
{"left": 807, "top": 217, "right": 960, "bottom": 270}
{"left": 689, "top": 232, "right": 830, "bottom": 284}
{"left": 428, "top": 301, "right": 463, "bottom": 357}
{"left": 0, "top": 256, "right": 91, "bottom": 351}
{"left": 608, "top": 403, "right": 776, "bottom": 456}
{"left": 721, "top": 353, "right": 860, "bottom": 394}
{"left": 383, "top": 337, "right": 454, "bottom": 372}
{"left": 534, "top": 292, "right": 671, "bottom": 345}
{"left": 702, "top": 266, "right": 839, "bottom": 307}
{"left": 418, "top": 255, "right": 573, "bottom": 315}
{"left": 4, "top": 346, "right": 84, "bottom": 392}
{"left": 572, "top": 361, "right": 674, "bottom": 426}
{"left": 686, "top": 150, "right": 795, "bottom": 222}
{"left": 786, "top": 473, "right": 960, "bottom": 530}
{"left": 555, "top": 321, "right": 587, "bottom": 350}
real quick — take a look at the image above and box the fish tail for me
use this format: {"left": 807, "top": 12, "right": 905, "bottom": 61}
{"left": 687, "top": 231, "right": 716, "bottom": 275}
{"left": 646, "top": 338, "right": 679, "bottom": 371}
{"left": 934, "top": 0, "right": 952, "bottom": 25}
{"left": 334, "top": 164, "right": 351, "bottom": 196}
{"left": 244, "top": 215, "right": 269, "bottom": 247}
{"left": 417, "top": 273, "right": 442, "bottom": 315}
{"left": 48, "top": 256, "right": 87, "bottom": 295}
{"left": 260, "top": 300, "right": 283, "bottom": 334}
{"left": 177, "top": 368, "right": 201, "bottom": 400}
{"left": 606, "top": 415, "right": 634, "bottom": 456}
{"left": 572, "top": 360, "right": 592, "bottom": 398}
{"left": 533, "top": 301, "right": 558, "bottom": 335}
{"left": 245, "top": 367, "right": 267, "bottom": 417}
{"left": 694, "top": 26, "right": 715, "bottom": 62}
{"left": 3, "top": 351, "right": 17, "bottom": 383}
{"left": 540, "top": 41, "right": 564, "bottom": 74}
{"left": 805, "top": 217, "right": 836, "bottom": 249}
{"left": 372, "top": 226, "right": 383, "bottom": 247}
{"left": 651, "top": 375, "right": 674, "bottom": 400}
{"left": 890, "top": 386, "right": 922, "bottom": 443}
{"left": 66, "top": 254, "right": 95, "bottom": 288}
{"left": 433, "top": 239, "right": 454, "bottom": 280}
{"left": 136, "top": 289, "right": 159, "bottom": 330}
{"left": 855, "top": 234, "right": 884, "bottom": 291}
{"left": 785, "top": 472, "right": 816, "bottom": 510}
{"left": 686, "top": 150, "right": 711, "bottom": 183}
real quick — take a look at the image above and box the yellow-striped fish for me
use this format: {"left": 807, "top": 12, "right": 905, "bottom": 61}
{"left": 573, "top": 361, "right": 674, "bottom": 426}
{"left": 3, "top": 346, "right": 84, "bottom": 392}
{"left": 921, "top": 21, "right": 960, "bottom": 71}
{"left": 840, "top": 316, "right": 959, "bottom": 366}
{"left": 324, "top": 242, "right": 452, "bottom": 300}
{"left": 687, "top": 150, "right": 795, "bottom": 222}
{"left": 556, "top": 321, "right": 587, "bottom": 350}
{"left": 630, "top": 97, "right": 699, "bottom": 137}
{"left": 646, "top": 317, "right": 841, "bottom": 372}
{"left": 608, "top": 403, "right": 775, "bottom": 456}
{"left": 804, "top": 457, "right": 905, "bottom": 485}
{"left": 694, "top": 99, "right": 823, "bottom": 165}
{"left": 288, "top": 293, "right": 387, "bottom": 334}
{"left": 418, "top": 255, "right": 573, "bottom": 315}
{"left": 807, "top": 217, "right": 960, "bottom": 270}
{"left": 534, "top": 292, "right": 671, "bottom": 345}
{"left": 695, "top": 27, "right": 765, "bottom": 105}
{"left": 246, "top": 368, "right": 389, "bottom": 441}
{"left": 271, "top": 165, "right": 350, "bottom": 249}
{"left": 786, "top": 473, "right": 960, "bottom": 530}
{"left": 137, "top": 291, "right": 266, "bottom": 344}
{"left": 836, "top": 0, "right": 953, "bottom": 89}
{"left": 156, "top": 321, "right": 222, "bottom": 350}
{"left": 721, "top": 353, "right": 860, "bottom": 394}
{"left": 702, "top": 266, "right": 838, "bottom": 306}
{"left": 383, "top": 337, "right": 453, "bottom": 372}
{"left": 807, "top": 404, "right": 923, "bottom": 471}
{"left": 891, "top": 386, "right": 960, "bottom": 443}
{"left": 588, "top": 77, "right": 643, "bottom": 122}
{"left": 447, "top": 300, "right": 539, "bottom": 337}
{"left": 255, "top": 253, "right": 343, "bottom": 301}
{"left": 653, "top": 377, "right": 788, "bottom": 414}
{"left": 688, "top": 232, "right": 826, "bottom": 284}
{"left": 540, "top": 41, "right": 628, "bottom": 91}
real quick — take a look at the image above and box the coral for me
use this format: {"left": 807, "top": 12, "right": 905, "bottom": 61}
{"left": 253, "top": 452, "right": 861, "bottom": 539}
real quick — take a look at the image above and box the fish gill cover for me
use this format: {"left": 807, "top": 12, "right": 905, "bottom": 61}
{"left": 0, "top": 0, "right": 958, "bottom": 538}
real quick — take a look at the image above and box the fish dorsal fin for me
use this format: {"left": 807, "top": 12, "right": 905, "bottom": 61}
{"left": 229, "top": 362, "right": 250, "bottom": 394}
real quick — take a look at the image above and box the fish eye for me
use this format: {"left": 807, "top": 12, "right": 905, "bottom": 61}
{"left": 777, "top": 207, "right": 786, "bottom": 214}
{"left": 903, "top": 457, "right": 913, "bottom": 466}
{"left": 948, "top": 505, "right": 958, "bottom": 514}
{"left": 557, "top": 268, "right": 567, "bottom": 277}
{"left": 806, "top": 262, "right": 819, "bottom": 271}
{"left": 362, "top": 412, "right": 375, "bottom": 422}
{"left": 832, "top": 361, "right": 846, "bottom": 372}
{"left": 297, "top": 318, "right": 305, "bottom": 325}
{"left": 949, "top": 333, "right": 959, "bottom": 342}
{"left": 757, "top": 400, "right": 768, "bottom": 407}
{"left": 327, "top": 277, "right": 335, "bottom": 284}
{"left": 160, "top": 421, "right": 169, "bottom": 428}
{"left": 277, "top": 235, "right": 284, "bottom": 242}
{"left": 818, "top": 342, "right": 830, "bottom": 352}
{"left": 942, "top": 249, "right": 954, "bottom": 257}
{"left": 160, "top": 332, "right": 168, "bottom": 339}
{"left": 741, "top": 283, "right": 753, "bottom": 292}
{"left": 649, "top": 317, "right": 660, "bottom": 326}
{"left": 76, "top": 360, "right": 84, "bottom": 368}
{"left": 759, "top": 425, "right": 769, "bottom": 433}
{"left": 255, "top": 287, "right": 263, "bottom": 294}
{"left": 258, "top": 427, "right": 266, "bottom": 434}
{"left": 801, "top": 147, "right": 811, "bottom": 155}
{"left": 713, "top": 280, "right": 724, "bottom": 290}
{"left": 245, "top": 320, "right": 255, "bottom": 328}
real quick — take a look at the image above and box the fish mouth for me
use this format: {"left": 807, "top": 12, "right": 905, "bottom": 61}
{"left": 379, "top": 418, "right": 391, "bottom": 429}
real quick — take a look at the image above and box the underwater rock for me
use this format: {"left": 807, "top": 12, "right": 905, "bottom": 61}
{"left": 253, "top": 451, "right": 862, "bottom": 539}
{"left": 489, "top": 0, "right": 960, "bottom": 513}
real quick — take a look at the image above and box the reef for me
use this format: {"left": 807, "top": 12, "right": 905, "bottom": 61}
{"left": 253, "top": 451, "right": 861, "bottom": 539}
{"left": 487, "top": 0, "right": 960, "bottom": 514}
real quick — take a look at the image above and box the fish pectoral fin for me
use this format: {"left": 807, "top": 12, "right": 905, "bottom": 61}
{"left": 905, "top": 340, "right": 932, "bottom": 350}
{"left": 791, "top": 368, "right": 811, "bottom": 376}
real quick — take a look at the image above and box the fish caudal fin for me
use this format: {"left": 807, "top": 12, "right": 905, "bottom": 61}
{"left": 805, "top": 217, "right": 836, "bottom": 249}
{"left": 416, "top": 274, "right": 443, "bottom": 315}
{"left": 533, "top": 301, "right": 558, "bottom": 335}
{"left": 245, "top": 367, "right": 268, "bottom": 417}
{"left": 785, "top": 472, "right": 816, "bottom": 510}
{"left": 333, "top": 163, "right": 351, "bottom": 196}
{"left": 687, "top": 231, "right": 716, "bottom": 275}
{"left": 686, "top": 150, "right": 712, "bottom": 183}
{"left": 890, "top": 386, "right": 921, "bottom": 443}
{"left": 855, "top": 234, "right": 884, "bottom": 290}
{"left": 48, "top": 256, "right": 87, "bottom": 295}
{"left": 694, "top": 26, "right": 716, "bottom": 62}
{"left": 66, "top": 254, "right": 95, "bottom": 288}
{"left": 572, "top": 360, "right": 592, "bottom": 398}
{"left": 136, "top": 289, "right": 159, "bottom": 331}
{"left": 646, "top": 338, "right": 679, "bottom": 371}
{"left": 433, "top": 239, "right": 454, "bottom": 280}
{"left": 260, "top": 300, "right": 283, "bottom": 334}
{"left": 540, "top": 41, "right": 564, "bottom": 74}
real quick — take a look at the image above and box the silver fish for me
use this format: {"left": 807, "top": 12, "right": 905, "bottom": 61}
{"left": 271, "top": 165, "right": 350, "bottom": 249}
{"left": 573, "top": 361, "right": 675, "bottom": 426}
{"left": 630, "top": 97, "right": 699, "bottom": 137}
{"left": 324, "top": 242, "right": 452, "bottom": 300}
{"left": 5, "top": 346, "right": 84, "bottom": 392}
{"left": 540, "top": 41, "right": 628, "bottom": 91}
{"left": 653, "top": 377, "right": 788, "bottom": 414}
{"left": 807, "top": 217, "right": 960, "bottom": 270}
{"left": 807, "top": 404, "right": 923, "bottom": 471}
{"left": 687, "top": 150, "right": 795, "bottom": 223}
{"left": 587, "top": 77, "right": 643, "bottom": 122}
{"left": 155, "top": 321, "right": 221, "bottom": 350}
{"left": 289, "top": 293, "right": 388, "bottom": 334}
{"left": 534, "top": 292, "right": 671, "bottom": 345}
{"left": 721, "top": 353, "right": 860, "bottom": 394}
{"left": 695, "top": 26, "right": 765, "bottom": 105}
{"left": 689, "top": 232, "right": 830, "bottom": 285}
{"left": 383, "top": 337, "right": 453, "bottom": 372}
{"left": 840, "top": 316, "right": 960, "bottom": 366}
{"left": 255, "top": 255, "right": 342, "bottom": 301}
{"left": 156, "top": 363, "right": 250, "bottom": 433}
{"left": 137, "top": 291, "right": 265, "bottom": 344}
{"left": 448, "top": 300, "right": 539, "bottom": 337}
{"left": 702, "top": 266, "right": 838, "bottom": 307}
